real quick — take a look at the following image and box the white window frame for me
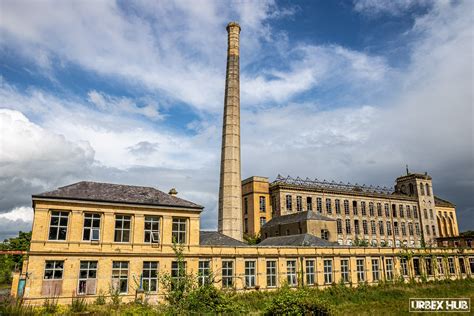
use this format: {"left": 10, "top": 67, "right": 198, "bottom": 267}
{"left": 371, "top": 259, "right": 379, "bottom": 282}
{"left": 356, "top": 258, "right": 365, "bottom": 282}
{"left": 385, "top": 258, "right": 393, "bottom": 280}
{"left": 198, "top": 260, "right": 211, "bottom": 286}
{"left": 114, "top": 215, "right": 131, "bottom": 243}
{"left": 83, "top": 213, "right": 100, "bottom": 241}
{"left": 44, "top": 260, "right": 64, "bottom": 280}
{"left": 142, "top": 261, "right": 158, "bottom": 292}
{"left": 112, "top": 261, "right": 129, "bottom": 294}
{"left": 172, "top": 218, "right": 187, "bottom": 244}
{"left": 340, "top": 259, "right": 349, "bottom": 283}
{"left": 48, "top": 211, "right": 69, "bottom": 241}
{"left": 222, "top": 260, "right": 234, "bottom": 288}
{"left": 305, "top": 259, "right": 315, "bottom": 285}
{"left": 78, "top": 261, "right": 97, "bottom": 295}
{"left": 286, "top": 260, "right": 297, "bottom": 286}
{"left": 245, "top": 260, "right": 256, "bottom": 288}
{"left": 323, "top": 259, "right": 333, "bottom": 284}
{"left": 144, "top": 216, "right": 160, "bottom": 244}
{"left": 266, "top": 260, "right": 277, "bottom": 288}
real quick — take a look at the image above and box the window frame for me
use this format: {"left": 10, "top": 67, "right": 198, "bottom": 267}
{"left": 371, "top": 259, "right": 380, "bottom": 282}
{"left": 340, "top": 259, "right": 349, "bottom": 283}
{"left": 144, "top": 216, "right": 161, "bottom": 244}
{"left": 77, "top": 260, "right": 98, "bottom": 295}
{"left": 172, "top": 217, "right": 187, "bottom": 244}
{"left": 323, "top": 259, "right": 333, "bottom": 284}
{"left": 142, "top": 261, "right": 159, "bottom": 292}
{"left": 114, "top": 215, "right": 131, "bottom": 243}
{"left": 266, "top": 260, "right": 277, "bottom": 288}
{"left": 48, "top": 211, "right": 69, "bottom": 241}
{"left": 44, "top": 260, "right": 64, "bottom": 280}
{"left": 305, "top": 259, "right": 315, "bottom": 285}
{"left": 356, "top": 258, "right": 365, "bottom": 282}
{"left": 222, "top": 260, "right": 234, "bottom": 288}
{"left": 244, "top": 260, "right": 256, "bottom": 288}
{"left": 112, "top": 261, "right": 129, "bottom": 294}
{"left": 82, "top": 213, "right": 101, "bottom": 242}
{"left": 286, "top": 260, "right": 297, "bottom": 287}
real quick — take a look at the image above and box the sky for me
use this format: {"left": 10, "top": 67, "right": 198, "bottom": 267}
{"left": 0, "top": 0, "right": 472, "bottom": 240}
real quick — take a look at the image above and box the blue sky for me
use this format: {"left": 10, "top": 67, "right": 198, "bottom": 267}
{"left": 0, "top": 0, "right": 472, "bottom": 239}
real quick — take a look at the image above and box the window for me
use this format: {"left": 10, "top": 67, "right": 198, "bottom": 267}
{"left": 413, "top": 206, "right": 419, "bottom": 219}
{"left": 469, "top": 257, "right": 474, "bottom": 274}
{"left": 425, "top": 225, "right": 430, "bottom": 236}
{"left": 321, "top": 229, "right": 329, "bottom": 241}
{"left": 425, "top": 257, "right": 433, "bottom": 276}
{"left": 42, "top": 260, "right": 64, "bottom": 296}
{"left": 144, "top": 216, "right": 160, "bottom": 244}
{"left": 424, "top": 209, "right": 428, "bottom": 219}
{"left": 361, "top": 201, "right": 366, "bottom": 216}
{"left": 344, "top": 200, "right": 350, "bottom": 215}
{"left": 44, "top": 260, "right": 64, "bottom": 279}
{"left": 362, "top": 220, "right": 368, "bottom": 235}
{"left": 326, "top": 198, "right": 332, "bottom": 214}
{"left": 198, "top": 260, "right": 210, "bottom": 286}
{"left": 426, "top": 183, "right": 430, "bottom": 196}
{"left": 415, "top": 223, "right": 421, "bottom": 236}
{"left": 306, "top": 260, "right": 315, "bottom": 285}
{"left": 266, "top": 261, "right": 277, "bottom": 287}
{"left": 287, "top": 260, "right": 297, "bottom": 286}
{"left": 316, "top": 197, "right": 322, "bottom": 213}
{"left": 372, "top": 259, "right": 379, "bottom": 282}
{"left": 406, "top": 206, "right": 411, "bottom": 218}
{"left": 448, "top": 257, "right": 455, "bottom": 274}
{"left": 323, "top": 259, "right": 333, "bottom": 284}
{"left": 399, "top": 205, "right": 404, "bottom": 218}
{"left": 286, "top": 195, "right": 292, "bottom": 211}
{"left": 401, "top": 222, "right": 406, "bottom": 236}
{"left": 296, "top": 196, "right": 303, "bottom": 212}
{"left": 49, "top": 211, "right": 69, "bottom": 240}
{"left": 222, "top": 261, "right": 234, "bottom": 288}
{"left": 393, "top": 222, "right": 399, "bottom": 235}
{"left": 432, "top": 225, "right": 436, "bottom": 237}
{"left": 371, "top": 220, "right": 376, "bottom": 235}
{"left": 335, "top": 199, "right": 341, "bottom": 214}
{"left": 408, "top": 223, "right": 414, "bottom": 236}
{"left": 419, "top": 183, "right": 424, "bottom": 195}
{"left": 171, "top": 261, "right": 186, "bottom": 290}
{"left": 337, "top": 219, "right": 343, "bottom": 234}
{"left": 377, "top": 203, "right": 382, "bottom": 217}
{"left": 459, "top": 257, "right": 466, "bottom": 274}
{"left": 172, "top": 218, "right": 187, "bottom": 243}
{"left": 244, "top": 197, "right": 248, "bottom": 214}
{"left": 413, "top": 258, "right": 421, "bottom": 276}
{"left": 114, "top": 215, "right": 131, "bottom": 243}
{"left": 356, "top": 259, "right": 365, "bottom": 282}
{"left": 392, "top": 204, "right": 397, "bottom": 217}
{"left": 379, "top": 221, "right": 384, "bottom": 235}
{"left": 340, "top": 259, "right": 349, "bottom": 283}
{"left": 244, "top": 218, "right": 248, "bottom": 234}
{"left": 354, "top": 220, "right": 360, "bottom": 235}
{"left": 429, "top": 209, "right": 433, "bottom": 220}
{"left": 437, "top": 257, "right": 444, "bottom": 275}
{"left": 83, "top": 213, "right": 100, "bottom": 241}
{"left": 260, "top": 217, "right": 266, "bottom": 228}
{"left": 259, "top": 196, "right": 266, "bottom": 212}
{"left": 384, "top": 204, "right": 390, "bottom": 217}
{"left": 78, "top": 261, "right": 97, "bottom": 295}
{"left": 112, "top": 261, "right": 129, "bottom": 293}
{"left": 385, "top": 258, "right": 393, "bottom": 280}
{"left": 352, "top": 201, "right": 358, "bottom": 215}
{"left": 245, "top": 261, "right": 256, "bottom": 288}
{"left": 142, "top": 262, "right": 158, "bottom": 292}
{"left": 369, "top": 202, "right": 375, "bottom": 217}
{"left": 307, "top": 197, "right": 313, "bottom": 211}
{"left": 400, "top": 258, "right": 408, "bottom": 276}
{"left": 386, "top": 222, "right": 392, "bottom": 236}
{"left": 345, "top": 219, "right": 351, "bottom": 234}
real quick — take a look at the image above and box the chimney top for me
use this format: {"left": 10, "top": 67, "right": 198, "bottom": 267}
{"left": 226, "top": 21, "right": 241, "bottom": 32}
{"left": 168, "top": 188, "right": 178, "bottom": 196}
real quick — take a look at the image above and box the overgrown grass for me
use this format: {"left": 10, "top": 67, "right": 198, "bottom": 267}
{"left": 1, "top": 278, "right": 472, "bottom": 315}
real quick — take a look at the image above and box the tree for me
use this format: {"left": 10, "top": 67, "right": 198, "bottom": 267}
{"left": 0, "top": 231, "right": 31, "bottom": 284}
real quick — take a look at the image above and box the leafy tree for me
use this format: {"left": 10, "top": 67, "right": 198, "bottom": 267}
{"left": 0, "top": 231, "right": 31, "bottom": 284}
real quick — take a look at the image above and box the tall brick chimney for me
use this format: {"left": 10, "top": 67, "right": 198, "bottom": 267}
{"left": 218, "top": 22, "right": 243, "bottom": 241}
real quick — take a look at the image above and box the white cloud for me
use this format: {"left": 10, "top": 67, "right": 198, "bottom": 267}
{"left": 353, "top": 0, "right": 433, "bottom": 16}
{"left": 0, "top": 206, "right": 33, "bottom": 222}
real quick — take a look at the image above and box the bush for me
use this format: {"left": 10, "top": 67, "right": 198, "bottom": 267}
{"left": 0, "top": 296, "right": 35, "bottom": 316}
{"left": 265, "top": 287, "right": 331, "bottom": 316}
{"left": 94, "top": 290, "right": 106, "bottom": 305}
{"left": 70, "top": 295, "right": 87, "bottom": 313}
{"left": 183, "top": 283, "right": 246, "bottom": 314}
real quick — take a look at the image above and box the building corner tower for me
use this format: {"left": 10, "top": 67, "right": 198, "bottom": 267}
{"left": 218, "top": 22, "right": 243, "bottom": 241}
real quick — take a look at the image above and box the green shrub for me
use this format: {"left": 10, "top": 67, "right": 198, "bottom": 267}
{"left": 265, "top": 287, "right": 331, "bottom": 316}
{"left": 94, "top": 289, "right": 106, "bottom": 305}
{"left": 42, "top": 297, "right": 58, "bottom": 314}
{"left": 70, "top": 295, "right": 87, "bottom": 313}
{"left": 0, "top": 296, "right": 35, "bottom": 316}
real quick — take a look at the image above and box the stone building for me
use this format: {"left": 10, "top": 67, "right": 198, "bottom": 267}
{"left": 10, "top": 22, "right": 473, "bottom": 305}
{"left": 244, "top": 173, "right": 459, "bottom": 249}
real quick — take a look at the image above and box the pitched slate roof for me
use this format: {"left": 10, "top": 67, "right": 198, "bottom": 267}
{"left": 199, "top": 231, "right": 247, "bottom": 246}
{"left": 434, "top": 196, "right": 455, "bottom": 208}
{"left": 33, "top": 181, "right": 203, "bottom": 209}
{"left": 262, "top": 211, "right": 335, "bottom": 229}
{"left": 258, "top": 234, "right": 339, "bottom": 247}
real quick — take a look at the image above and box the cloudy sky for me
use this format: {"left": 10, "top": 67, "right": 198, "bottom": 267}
{"left": 0, "top": 0, "right": 472, "bottom": 240}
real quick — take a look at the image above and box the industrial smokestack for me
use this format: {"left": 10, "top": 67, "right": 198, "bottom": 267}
{"left": 218, "top": 22, "right": 243, "bottom": 241}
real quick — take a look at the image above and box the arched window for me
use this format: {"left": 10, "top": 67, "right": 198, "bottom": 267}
{"left": 419, "top": 183, "right": 424, "bottom": 195}
{"left": 425, "top": 183, "right": 430, "bottom": 196}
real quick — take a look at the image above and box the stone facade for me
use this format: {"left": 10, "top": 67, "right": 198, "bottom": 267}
{"left": 244, "top": 174, "right": 460, "bottom": 248}
{"left": 218, "top": 22, "right": 243, "bottom": 241}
